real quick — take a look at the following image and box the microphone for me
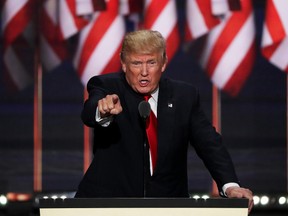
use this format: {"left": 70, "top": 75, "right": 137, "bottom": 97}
{"left": 138, "top": 101, "right": 151, "bottom": 119}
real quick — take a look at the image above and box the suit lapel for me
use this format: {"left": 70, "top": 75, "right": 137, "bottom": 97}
{"left": 155, "top": 78, "right": 175, "bottom": 172}
{"left": 121, "top": 74, "right": 144, "bottom": 135}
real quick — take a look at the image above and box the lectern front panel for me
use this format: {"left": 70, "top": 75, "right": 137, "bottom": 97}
{"left": 39, "top": 198, "right": 248, "bottom": 216}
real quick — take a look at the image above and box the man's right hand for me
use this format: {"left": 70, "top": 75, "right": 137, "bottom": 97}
{"left": 98, "top": 94, "right": 123, "bottom": 118}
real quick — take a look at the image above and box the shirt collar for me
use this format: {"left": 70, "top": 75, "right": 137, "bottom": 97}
{"left": 150, "top": 87, "right": 159, "bottom": 103}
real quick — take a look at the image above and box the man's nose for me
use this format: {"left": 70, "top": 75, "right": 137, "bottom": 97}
{"left": 140, "top": 63, "right": 149, "bottom": 75}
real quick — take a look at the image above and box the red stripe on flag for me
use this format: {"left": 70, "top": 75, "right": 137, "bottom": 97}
{"left": 3, "top": 1, "right": 33, "bottom": 48}
{"left": 223, "top": 40, "right": 255, "bottom": 96}
{"left": 206, "top": 10, "right": 250, "bottom": 77}
{"left": 265, "top": 1, "right": 286, "bottom": 43}
{"left": 166, "top": 25, "right": 180, "bottom": 60}
{"left": 40, "top": 8, "right": 67, "bottom": 60}
{"left": 65, "top": 0, "right": 90, "bottom": 30}
{"left": 101, "top": 43, "right": 122, "bottom": 75}
{"left": 77, "top": 0, "right": 118, "bottom": 77}
{"left": 197, "top": 0, "right": 220, "bottom": 29}
{"left": 184, "top": 23, "right": 193, "bottom": 41}
{"left": 143, "top": 0, "right": 167, "bottom": 29}
{"left": 261, "top": 41, "right": 281, "bottom": 59}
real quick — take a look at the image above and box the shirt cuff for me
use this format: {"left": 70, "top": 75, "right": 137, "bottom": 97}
{"left": 220, "top": 182, "right": 240, "bottom": 197}
{"left": 95, "top": 107, "right": 113, "bottom": 127}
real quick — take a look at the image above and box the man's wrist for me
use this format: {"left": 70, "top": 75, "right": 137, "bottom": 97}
{"left": 95, "top": 107, "right": 113, "bottom": 127}
{"left": 221, "top": 182, "right": 240, "bottom": 197}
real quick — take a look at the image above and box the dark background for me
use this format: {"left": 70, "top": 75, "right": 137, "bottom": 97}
{"left": 0, "top": 0, "right": 286, "bottom": 211}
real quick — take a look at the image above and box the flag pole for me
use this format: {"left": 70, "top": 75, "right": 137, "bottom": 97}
{"left": 211, "top": 85, "right": 221, "bottom": 196}
{"left": 33, "top": 50, "right": 43, "bottom": 192}
{"left": 287, "top": 75, "right": 288, "bottom": 192}
{"left": 83, "top": 89, "right": 91, "bottom": 173}
{"left": 33, "top": 0, "right": 43, "bottom": 192}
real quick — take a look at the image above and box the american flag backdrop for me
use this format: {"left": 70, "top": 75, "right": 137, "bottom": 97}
{"left": 2, "top": 0, "right": 78, "bottom": 92}
{"left": 40, "top": 0, "right": 68, "bottom": 72}
{"left": 2, "top": 0, "right": 288, "bottom": 195}
{"left": 119, "top": 0, "right": 143, "bottom": 15}
{"left": 260, "top": 1, "right": 288, "bottom": 192}
{"left": 73, "top": 0, "right": 125, "bottom": 85}
{"left": 1, "top": 0, "right": 106, "bottom": 92}
{"left": 185, "top": 0, "right": 220, "bottom": 41}
{"left": 142, "top": 0, "right": 180, "bottom": 61}
{"left": 261, "top": 0, "right": 288, "bottom": 73}
{"left": 186, "top": 0, "right": 256, "bottom": 97}
{"left": 1, "top": 0, "right": 34, "bottom": 92}
{"left": 41, "top": 0, "right": 106, "bottom": 71}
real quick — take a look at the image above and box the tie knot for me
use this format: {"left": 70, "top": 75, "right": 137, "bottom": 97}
{"left": 144, "top": 95, "right": 151, "bottom": 102}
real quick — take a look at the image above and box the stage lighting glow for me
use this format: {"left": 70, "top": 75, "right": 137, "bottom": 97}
{"left": 51, "top": 195, "right": 58, "bottom": 200}
{"left": 253, "top": 196, "right": 260, "bottom": 205}
{"left": 60, "top": 195, "right": 67, "bottom": 200}
{"left": 201, "top": 195, "right": 210, "bottom": 200}
{"left": 192, "top": 195, "right": 200, "bottom": 200}
{"left": 260, "top": 196, "right": 269, "bottom": 205}
{"left": 278, "top": 196, "right": 287, "bottom": 205}
{"left": 0, "top": 195, "right": 7, "bottom": 205}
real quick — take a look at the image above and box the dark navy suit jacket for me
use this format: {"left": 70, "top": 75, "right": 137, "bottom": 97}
{"left": 75, "top": 72, "right": 239, "bottom": 198}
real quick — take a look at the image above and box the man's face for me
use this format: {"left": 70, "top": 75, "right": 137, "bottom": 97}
{"left": 122, "top": 52, "right": 167, "bottom": 95}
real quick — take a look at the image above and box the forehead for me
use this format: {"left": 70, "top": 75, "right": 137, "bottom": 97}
{"left": 126, "top": 52, "right": 160, "bottom": 61}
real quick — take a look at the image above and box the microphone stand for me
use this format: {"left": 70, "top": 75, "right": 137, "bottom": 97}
{"left": 142, "top": 119, "right": 150, "bottom": 197}
{"left": 138, "top": 100, "right": 151, "bottom": 197}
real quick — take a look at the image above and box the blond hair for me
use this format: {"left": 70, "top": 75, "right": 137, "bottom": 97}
{"left": 120, "top": 30, "right": 167, "bottom": 62}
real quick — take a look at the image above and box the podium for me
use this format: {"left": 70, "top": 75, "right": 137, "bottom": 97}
{"left": 39, "top": 198, "right": 248, "bottom": 216}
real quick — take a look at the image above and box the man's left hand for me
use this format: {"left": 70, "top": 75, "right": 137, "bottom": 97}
{"left": 225, "top": 186, "right": 254, "bottom": 214}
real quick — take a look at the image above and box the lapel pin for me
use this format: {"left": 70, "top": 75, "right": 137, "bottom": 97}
{"left": 168, "top": 103, "right": 173, "bottom": 108}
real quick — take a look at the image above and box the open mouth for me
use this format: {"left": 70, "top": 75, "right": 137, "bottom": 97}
{"left": 139, "top": 80, "right": 149, "bottom": 86}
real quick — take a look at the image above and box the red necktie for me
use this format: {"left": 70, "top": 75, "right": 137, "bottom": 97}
{"left": 144, "top": 95, "right": 158, "bottom": 172}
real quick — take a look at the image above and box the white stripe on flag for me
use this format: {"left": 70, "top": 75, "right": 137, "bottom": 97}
{"left": 199, "top": 14, "right": 229, "bottom": 68}
{"left": 1, "top": 0, "right": 28, "bottom": 31}
{"left": 261, "top": 24, "right": 273, "bottom": 47}
{"left": 186, "top": 0, "right": 209, "bottom": 39}
{"left": 4, "top": 46, "right": 33, "bottom": 90}
{"left": 273, "top": 0, "right": 288, "bottom": 34}
{"left": 40, "top": 35, "right": 62, "bottom": 71}
{"left": 60, "top": 0, "right": 80, "bottom": 39}
{"left": 151, "top": 0, "right": 177, "bottom": 36}
{"left": 212, "top": 13, "right": 255, "bottom": 88}
{"left": 269, "top": 38, "right": 288, "bottom": 71}
{"left": 81, "top": 16, "right": 125, "bottom": 84}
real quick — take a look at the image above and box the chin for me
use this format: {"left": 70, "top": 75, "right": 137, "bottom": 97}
{"left": 134, "top": 86, "right": 148, "bottom": 93}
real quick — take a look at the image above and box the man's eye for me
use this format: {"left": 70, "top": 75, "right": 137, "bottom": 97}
{"left": 132, "top": 62, "right": 141, "bottom": 66}
{"left": 148, "top": 61, "right": 157, "bottom": 66}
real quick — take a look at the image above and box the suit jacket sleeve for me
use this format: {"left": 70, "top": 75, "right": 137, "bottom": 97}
{"left": 81, "top": 76, "right": 113, "bottom": 127}
{"left": 188, "top": 88, "right": 240, "bottom": 193}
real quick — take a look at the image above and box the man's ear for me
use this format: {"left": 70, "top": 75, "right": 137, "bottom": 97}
{"left": 161, "top": 58, "right": 168, "bottom": 73}
{"left": 121, "top": 63, "right": 127, "bottom": 72}
{"left": 120, "top": 52, "right": 126, "bottom": 72}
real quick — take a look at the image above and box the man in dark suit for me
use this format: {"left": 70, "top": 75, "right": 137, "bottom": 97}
{"left": 75, "top": 30, "right": 253, "bottom": 212}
